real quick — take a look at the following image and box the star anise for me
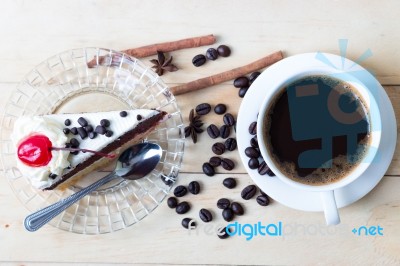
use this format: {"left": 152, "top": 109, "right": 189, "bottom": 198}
{"left": 184, "top": 109, "right": 204, "bottom": 143}
{"left": 150, "top": 51, "right": 178, "bottom": 76}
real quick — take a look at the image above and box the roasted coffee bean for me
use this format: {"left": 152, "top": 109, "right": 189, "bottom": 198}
{"left": 221, "top": 158, "right": 235, "bottom": 171}
{"left": 217, "top": 198, "right": 231, "bottom": 209}
{"left": 49, "top": 173, "right": 57, "bottom": 179}
{"left": 70, "top": 127, "right": 78, "bottom": 135}
{"left": 258, "top": 161, "right": 275, "bottom": 176}
{"left": 209, "top": 156, "right": 222, "bottom": 167}
{"left": 207, "top": 124, "right": 220, "bottom": 139}
{"left": 217, "top": 226, "right": 230, "bottom": 239}
{"left": 256, "top": 195, "right": 270, "bottom": 206}
{"left": 219, "top": 125, "right": 230, "bottom": 139}
{"left": 222, "top": 177, "right": 236, "bottom": 189}
{"left": 199, "top": 208, "right": 213, "bottom": 222}
{"left": 212, "top": 142, "right": 225, "bottom": 155}
{"left": 248, "top": 121, "right": 257, "bottom": 135}
{"left": 249, "top": 71, "right": 261, "bottom": 83}
{"left": 64, "top": 119, "right": 71, "bottom": 126}
{"left": 250, "top": 135, "right": 258, "bottom": 148}
{"left": 217, "top": 45, "right": 231, "bottom": 57}
{"left": 248, "top": 158, "right": 259, "bottom": 169}
{"left": 176, "top": 201, "right": 190, "bottom": 214}
{"left": 222, "top": 207, "right": 234, "bottom": 222}
{"left": 167, "top": 197, "right": 178, "bottom": 208}
{"left": 214, "top": 103, "right": 227, "bottom": 115}
{"left": 120, "top": 111, "right": 128, "bottom": 117}
{"left": 84, "top": 125, "right": 93, "bottom": 132}
{"left": 136, "top": 114, "right": 142, "bottom": 120}
{"left": 206, "top": 48, "right": 219, "bottom": 60}
{"left": 223, "top": 113, "right": 235, "bottom": 127}
{"left": 182, "top": 218, "right": 196, "bottom": 229}
{"left": 202, "top": 162, "right": 215, "bottom": 176}
{"left": 100, "top": 119, "right": 110, "bottom": 127}
{"left": 77, "top": 127, "right": 88, "bottom": 139}
{"left": 238, "top": 86, "right": 249, "bottom": 98}
{"left": 241, "top": 185, "right": 257, "bottom": 200}
{"left": 174, "top": 185, "right": 187, "bottom": 197}
{"left": 231, "top": 202, "right": 244, "bottom": 215}
{"left": 95, "top": 125, "right": 106, "bottom": 135}
{"left": 188, "top": 181, "right": 200, "bottom": 195}
{"left": 70, "top": 138, "right": 79, "bottom": 148}
{"left": 195, "top": 103, "right": 212, "bottom": 115}
{"left": 78, "top": 117, "right": 88, "bottom": 127}
{"left": 233, "top": 76, "right": 249, "bottom": 88}
{"left": 245, "top": 147, "right": 260, "bottom": 158}
{"left": 105, "top": 130, "right": 113, "bottom": 137}
{"left": 63, "top": 128, "right": 70, "bottom": 134}
{"left": 192, "top": 54, "right": 206, "bottom": 67}
{"left": 88, "top": 131, "right": 97, "bottom": 139}
{"left": 224, "top": 138, "right": 237, "bottom": 151}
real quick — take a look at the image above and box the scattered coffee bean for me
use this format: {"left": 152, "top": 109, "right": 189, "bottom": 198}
{"left": 250, "top": 135, "right": 258, "bottom": 148}
{"left": 209, "top": 156, "right": 222, "bottom": 167}
{"left": 238, "top": 86, "right": 248, "bottom": 98}
{"left": 188, "top": 181, "right": 200, "bottom": 195}
{"left": 217, "top": 45, "right": 231, "bottom": 57}
{"left": 199, "top": 208, "right": 213, "bottom": 222}
{"left": 222, "top": 207, "right": 234, "bottom": 222}
{"left": 222, "top": 177, "right": 236, "bottom": 189}
{"left": 105, "top": 130, "right": 113, "bottom": 137}
{"left": 78, "top": 117, "right": 88, "bottom": 127}
{"left": 245, "top": 147, "right": 260, "bottom": 158}
{"left": 95, "top": 125, "right": 106, "bottom": 135}
{"left": 70, "top": 127, "right": 78, "bottom": 135}
{"left": 120, "top": 111, "right": 128, "bottom": 117}
{"left": 176, "top": 201, "right": 190, "bottom": 214}
{"left": 182, "top": 218, "right": 196, "bottom": 229}
{"left": 77, "top": 127, "right": 88, "bottom": 139}
{"left": 217, "top": 198, "right": 231, "bottom": 209}
{"left": 100, "top": 119, "right": 110, "bottom": 127}
{"left": 219, "top": 125, "right": 230, "bottom": 139}
{"left": 206, "top": 48, "right": 219, "bottom": 60}
{"left": 63, "top": 128, "right": 70, "bottom": 134}
{"left": 192, "top": 54, "right": 206, "bottom": 67}
{"left": 256, "top": 195, "right": 270, "bottom": 206}
{"left": 195, "top": 103, "right": 212, "bottom": 115}
{"left": 233, "top": 76, "right": 249, "bottom": 88}
{"left": 249, "top": 71, "right": 261, "bottom": 83}
{"left": 49, "top": 173, "right": 57, "bottom": 179}
{"left": 217, "top": 226, "right": 230, "bottom": 239}
{"left": 137, "top": 114, "right": 142, "bottom": 120}
{"left": 224, "top": 138, "right": 237, "bottom": 151}
{"left": 223, "top": 113, "right": 235, "bottom": 127}
{"left": 167, "top": 197, "right": 178, "bottom": 208}
{"left": 84, "top": 125, "right": 93, "bottom": 132}
{"left": 212, "top": 142, "right": 225, "bottom": 155}
{"left": 214, "top": 103, "right": 227, "bottom": 115}
{"left": 241, "top": 185, "right": 257, "bottom": 200}
{"left": 248, "top": 121, "right": 257, "bottom": 135}
{"left": 174, "top": 185, "right": 187, "bottom": 197}
{"left": 248, "top": 158, "right": 259, "bottom": 169}
{"left": 70, "top": 138, "right": 79, "bottom": 148}
{"left": 258, "top": 161, "right": 275, "bottom": 176}
{"left": 221, "top": 158, "right": 235, "bottom": 171}
{"left": 64, "top": 119, "right": 71, "bottom": 126}
{"left": 202, "top": 162, "right": 215, "bottom": 176}
{"left": 207, "top": 124, "right": 220, "bottom": 139}
{"left": 231, "top": 202, "right": 244, "bottom": 215}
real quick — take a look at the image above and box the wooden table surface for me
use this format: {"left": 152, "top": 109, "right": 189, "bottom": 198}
{"left": 1, "top": 1, "right": 400, "bottom": 265}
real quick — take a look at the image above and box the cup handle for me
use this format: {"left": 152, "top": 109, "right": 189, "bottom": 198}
{"left": 320, "top": 190, "right": 340, "bottom": 225}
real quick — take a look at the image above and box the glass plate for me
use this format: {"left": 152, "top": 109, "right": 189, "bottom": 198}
{"left": 0, "top": 48, "right": 185, "bottom": 234}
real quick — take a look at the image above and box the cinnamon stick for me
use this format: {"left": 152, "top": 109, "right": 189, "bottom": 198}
{"left": 87, "top": 34, "right": 216, "bottom": 68}
{"left": 170, "top": 51, "right": 283, "bottom": 95}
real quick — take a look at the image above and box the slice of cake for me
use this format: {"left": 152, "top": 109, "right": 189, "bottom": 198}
{"left": 12, "top": 109, "right": 167, "bottom": 190}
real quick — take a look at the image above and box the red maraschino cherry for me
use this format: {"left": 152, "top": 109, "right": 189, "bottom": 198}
{"left": 17, "top": 134, "right": 115, "bottom": 167}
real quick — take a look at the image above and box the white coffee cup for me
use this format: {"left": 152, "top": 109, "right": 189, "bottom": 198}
{"left": 257, "top": 70, "right": 381, "bottom": 225}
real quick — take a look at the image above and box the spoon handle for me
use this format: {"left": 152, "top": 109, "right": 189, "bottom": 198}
{"left": 24, "top": 172, "right": 117, "bottom": 232}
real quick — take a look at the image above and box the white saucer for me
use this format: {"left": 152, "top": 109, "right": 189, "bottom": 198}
{"left": 236, "top": 53, "right": 397, "bottom": 212}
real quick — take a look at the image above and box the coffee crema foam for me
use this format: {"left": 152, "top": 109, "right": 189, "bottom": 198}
{"left": 264, "top": 75, "right": 371, "bottom": 186}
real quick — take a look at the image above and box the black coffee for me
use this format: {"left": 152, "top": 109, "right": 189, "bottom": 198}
{"left": 264, "top": 75, "right": 370, "bottom": 185}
